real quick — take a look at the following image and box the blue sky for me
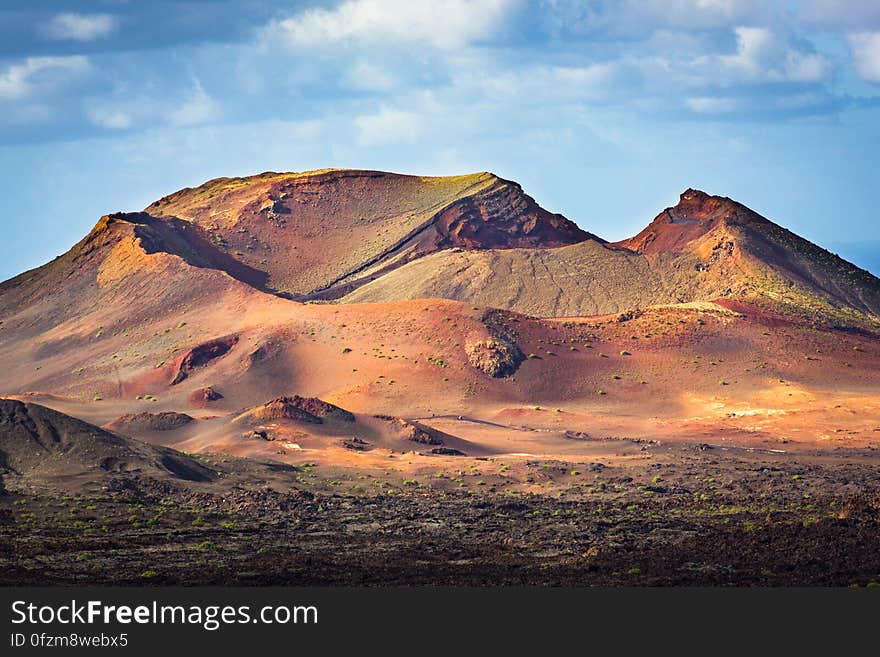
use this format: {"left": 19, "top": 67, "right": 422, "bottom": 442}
{"left": 1, "top": 0, "right": 879, "bottom": 281}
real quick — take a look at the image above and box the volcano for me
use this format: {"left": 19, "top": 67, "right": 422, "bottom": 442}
{"left": 1, "top": 168, "right": 878, "bottom": 440}
{"left": 344, "top": 187, "right": 880, "bottom": 321}
{"left": 2, "top": 168, "right": 880, "bottom": 587}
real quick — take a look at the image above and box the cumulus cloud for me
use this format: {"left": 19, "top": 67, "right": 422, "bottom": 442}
{"left": 355, "top": 105, "right": 422, "bottom": 146}
{"left": 0, "top": 56, "right": 89, "bottom": 100}
{"left": 268, "top": 0, "right": 517, "bottom": 50}
{"left": 44, "top": 13, "right": 118, "bottom": 42}
{"left": 848, "top": 32, "right": 880, "bottom": 82}
{"left": 720, "top": 26, "right": 830, "bottom": 82}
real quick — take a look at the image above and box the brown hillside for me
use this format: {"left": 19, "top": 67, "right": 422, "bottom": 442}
{"left": 144, "top": 169, "right": 592, "bottom": 299}
{"left": 339, "top": 239, "right": 737, "bottom": 316}
{"left": 343, "top": 188, "right": 880, "bottom": 322}
{"left": 618, "top": 189, "right": 880, "bottom": 319}
{"left": 0, "top": 399, "right": 213, "bottom": 483}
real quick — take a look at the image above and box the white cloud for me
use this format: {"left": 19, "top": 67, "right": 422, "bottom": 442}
{"left": 848, "top": 32, "right": 880, "bottom": 82}
{"left": 86, "top": 81, "right": 219, "bottom": 131}
{"left": 355, "top": 105, "right": 422, "bottom": 146}
{"left": 686, "top": 96, "right": 740, "bottom": 113}
{"left": 553, "top": 64, "right": 618, "bottom": 90}
{"left": 802, "top": 1, "right": 880, "bottom": 30}
{"left": 0, "top": 56, "right": 89, "bottom": 100}
{"left": 87, "top": 107, "right": 133, "bottom": 130}
{"left": 782, "top": 49, "right": 830, "bottom": 82}
{"left": 168, "top": 80, "right": 220, "bottom": 126}
{"left": 457, "top": 62, "right": 619, "bottom": 105}
{"left": 545, "top": 0, "right": 767, "bottom": 36}
{"left": 345, "top": 60, "right": 397, "bottom": 91}
{"left": 720, "top": 27, "right": 830, "bottom": 82}
{"left": 44, "top": 13, "right": 118, "bottom": 42}
{"left": 269, "top": 0, "right": 517, "bottom": 50}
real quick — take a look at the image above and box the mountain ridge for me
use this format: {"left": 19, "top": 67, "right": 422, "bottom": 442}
{"left": 142, "top": 168, "right": 595, "bottom": 300}
{"left": 2, "top": 169, "right": 878, "bottom": 326}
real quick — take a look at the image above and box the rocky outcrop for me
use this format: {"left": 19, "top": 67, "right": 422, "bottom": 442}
{"left": 171, "top": 336, "right": 238, "bottom": 385}
{"left": 432, "top": 177, "right": 594, "bottom": 249}
{"left": 107, "top": 412, "right": 194, "bottom": 433}
{"left": 465, "top": 335, "right": 525, "bottom": 378}
{"left": 188, "top": 386, "right": 223, "bottom": 405}
{"left": 237, "top": 396, "right": 355, "bottom": 425}
{"left": 375, "top": 415, "right": 446, "bottom": 445}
